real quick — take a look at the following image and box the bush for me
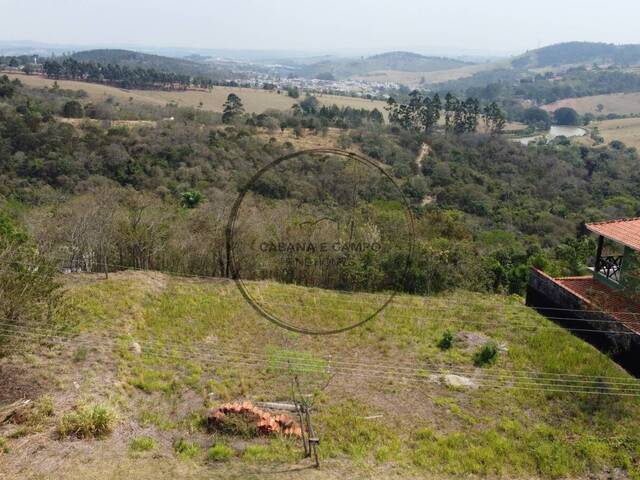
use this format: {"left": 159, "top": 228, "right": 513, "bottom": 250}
{"left": 180, "top": 190, "right": 203, "bottom": 209}
{"left": 0, "top": 212, "right": 65, "bottom": 355}
{"left": 173, "top": 438, "right": 200, "bottom": 459}
{"left": 58, "top": 403, "right": 115, "bottom": 439}
{"left": 62, "top": 100, "right": 84, "bottom": 118}
{"left": 473, "top": 342, "right": 499, "bottom": 367}
{"left": 438, "top": 330, "right": 454, "bottom": 350}
{"left": 0, "top": 436, "right": 7, "bottom": 453}
{"left": 129, "top": 436, "right": 156, "bottom": 452}
{"left": 207, "top": 443, "right": 234, "bottom": 461}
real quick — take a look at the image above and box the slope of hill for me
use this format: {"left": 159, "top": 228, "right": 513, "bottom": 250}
{"left": 301, "top": 51, "right": 471, "bottom": 79}
{"left": 5, "top": 73, "right": 389, "bottom": 114}
{"left": 513, "top": 42, "right": 640, "bottom": 69}
{"left": 71, "top": 49, "right": 230, "bottom": 78}
{"left": 1, "top": 272, "right": 639, "bottom": 479}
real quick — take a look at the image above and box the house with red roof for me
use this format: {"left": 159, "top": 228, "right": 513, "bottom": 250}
{"left": 527, "top": 217, "right": 640, "bottom": 374}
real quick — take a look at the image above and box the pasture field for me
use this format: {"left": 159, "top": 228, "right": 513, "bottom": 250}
{"left": 591, "top": 117, "right": 640, "bottom": 149}
{"left": 351, "top": 62, "right": 506, "bottom": 88}
{"left": 4, "top": 73, "right": 388, "bottom": 114}
{"left": 1, "top": 271, "right": 639, "bottom": 479}
{"left": 543, "top": 92, "right": 640, "bottom": 116}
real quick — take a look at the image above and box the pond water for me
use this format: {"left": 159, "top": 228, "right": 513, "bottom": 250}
{"left": 517, "top": 126, "right": 587, "bottom": 145}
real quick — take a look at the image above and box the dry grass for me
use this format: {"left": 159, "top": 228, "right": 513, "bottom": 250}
{"left": 256, "top": 127, "right": 343, "bottom": 150}
{"left": 6, "top": 73, "right": 388, "bottom": 114}
{"left": 350, "top": 62, "right": 507, "bottom": 88}
{"left": 542, "top": 92, "right": 640, "bottom": 116}
{"left": 591, "top": 117, "right": 640, "bottom": 149}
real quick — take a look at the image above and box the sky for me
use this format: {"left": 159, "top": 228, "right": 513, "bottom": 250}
{"left": 2, "top": 0, "right": 640, "bottom": 57}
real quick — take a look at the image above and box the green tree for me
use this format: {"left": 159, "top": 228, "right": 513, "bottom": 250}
{"left": 553, "top": 107, "right": 580, "bottom": 126}
{"left": 222, "top": 93, "right": 244, "bottom": 124}
{"left": 482, "top": 102, "right": 506, "bottom": 134}
{"left": 299, "top": 95, "right": 319, "bottom": 115}
{"left": 522, "top": 107, "right": 551, "bottom": 129}
{"left": 63, "top": 100, "right": 84, "bottom": 118}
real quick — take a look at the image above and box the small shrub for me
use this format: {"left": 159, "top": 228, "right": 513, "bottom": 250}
{"left": 473, "top": 342, "right": 499, "bottom": 367}
{"left": 0, "top": 436, "right": 8, "bottom": 453}
{"left": 173, "top": 438, "right": 200, "bottom": 459}
{"left": 129, "top": 436, "right": 156, "bottom": 452}
{"left": 438, "top": 330, "right": 454, "bottom": 350}
{"left": 58, "top": 403, "right": 115, "bottom": 439}
{"left": 207, "top": 443, "right": 234, "bottom": 462}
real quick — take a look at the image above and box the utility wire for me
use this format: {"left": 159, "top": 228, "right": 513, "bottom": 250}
{"left": 2, "top": 327, "right": 639, "bottom": 395}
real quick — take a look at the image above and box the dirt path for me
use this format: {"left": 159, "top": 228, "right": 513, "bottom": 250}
{"left": 415, "top": 142, "right": 432, "bottom": 171}
{"left": 415, "top": 143, "right": 435, "bottom": 206}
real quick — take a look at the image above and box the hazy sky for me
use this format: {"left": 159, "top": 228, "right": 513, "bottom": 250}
{"left": 2, "top": 0, "right": 640, "bottom": 56}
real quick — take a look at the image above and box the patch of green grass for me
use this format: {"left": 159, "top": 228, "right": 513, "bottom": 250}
{"left": 173, "top": 438, "right": 200, "bottom": 460}
{"left": 0, "top": 436, "right": 8, "bottom": 453}
{"left": 129, "top": 366, "right": 180, "bottom": 394}
{"left": 129, "top": 436, "right": 156, "bottom": 452}
{"left": 207, "top": 443, "right": 234, "bottom": 462}
{"left": 58, "top": 403, "right": 115, "bottom": 439}
{"left": 241, "top": 438, "right": 300, "bottom": 463}
{"left": 138, "top": 409, "right": 177, "bottom": 431}
{"left": 318, "top": 400, "right": 402, "bottom": 461}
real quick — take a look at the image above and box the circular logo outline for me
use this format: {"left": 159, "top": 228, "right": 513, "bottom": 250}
{"left": 225, "top": 148, "right": 416, "bottom": 335}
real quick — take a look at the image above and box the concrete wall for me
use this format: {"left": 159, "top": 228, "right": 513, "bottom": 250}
{"left": 527, "top": 268, "right": 640, "bottom": 376}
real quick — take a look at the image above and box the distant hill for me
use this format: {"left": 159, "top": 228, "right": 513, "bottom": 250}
{"left": 300, "top": 51, "right": 471, "bottom": 80}
{"left": 71, "top": 49, "right": 230, "bottom": 79}
{"left": 513, "top": 42, "right": 640, "bottom": 69}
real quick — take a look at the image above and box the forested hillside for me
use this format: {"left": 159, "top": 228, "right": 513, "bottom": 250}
{"left": 513, "top": 41, "right": 640, "bottom": 68}
{"left": 71, "top": 49, "right": 230, "bottom": 78}
{"left": 1, "top": 74, "right": 638, "bottom": 297}
{"left": 300, "top": 51, "right": 469, "bottom": 79}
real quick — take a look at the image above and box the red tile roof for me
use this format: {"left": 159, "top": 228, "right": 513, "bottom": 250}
{"left": 586, "top": 217, "right": 640, "bottom": 251}
{"left": 555, "top": 276, "right": 640, "bottom": 334}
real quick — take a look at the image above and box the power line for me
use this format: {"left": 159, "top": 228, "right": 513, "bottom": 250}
{"left": 253, "top": 300, "right": 638, "bottom": 335}
{"left": 2, "top": 327, "right": 639, "bottom": 395}
{"left": 2, "top": 321, "right": 638, "bottom": 384}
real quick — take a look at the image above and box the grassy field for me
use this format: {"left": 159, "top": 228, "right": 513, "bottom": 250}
{"left": 591, "top": 117, "right": 640, "bottom": 149}
{"left": 350, "top": 62, "right": 508, "bottom": 88}
{"left": 1, "top": 271, "right": 639, "bottom": 479}
{"left": 5, "top": 73, "right": 388, "bottom": 115}
{"left": 543, "top": 92, "right": 640, "bottom": 116}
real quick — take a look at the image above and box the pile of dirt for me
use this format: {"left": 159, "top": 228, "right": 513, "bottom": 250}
{"left": 207, "top": 402, "right": 302, "bottom": 437}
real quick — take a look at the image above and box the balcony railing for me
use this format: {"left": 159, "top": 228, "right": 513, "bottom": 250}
{"left": 595, "top": 255, "right": 623, "bottom": 283}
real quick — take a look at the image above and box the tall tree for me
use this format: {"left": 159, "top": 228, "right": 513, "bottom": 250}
{"left": 222, "top": 93, "right": 245, "bottom": 124}
{"left": 482, "top": 102, "right": 506, "bottom": 134}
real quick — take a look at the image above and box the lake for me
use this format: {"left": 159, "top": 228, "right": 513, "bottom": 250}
{"left": 518, "top": 126, "right": 587, "bottom": 145}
